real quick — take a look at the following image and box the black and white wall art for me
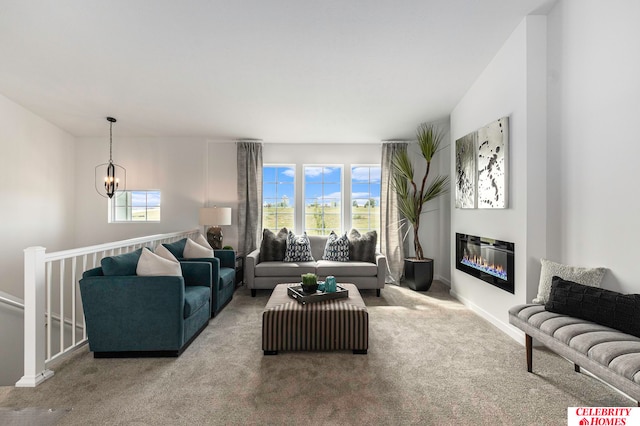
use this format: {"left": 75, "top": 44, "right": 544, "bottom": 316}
{"left": 454, "top": 116, "right": 509, "bottom": 209}
{"left": 455, "top": 132, "right": 477, "bottom": 208}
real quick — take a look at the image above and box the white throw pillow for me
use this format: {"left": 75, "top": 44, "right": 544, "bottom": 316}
{"left": 194, "top": 233, "right": 213, "bottom": 250}
{"left": 532, "top": 258, "right": 606, "bottom": 304}
{"left": 155, "top": 244, "right": 179, "bottom": 263}
{"left": 184, "top": 238, "right": 214, "bottom": 258}
{"left": 136, "top": 248, "right": 182, "bottom": 277}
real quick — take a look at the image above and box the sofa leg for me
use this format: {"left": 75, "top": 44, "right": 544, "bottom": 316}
{"left": 251, "top": 289, "right": 256, "bottom": 297}
{"left": 574, "top": 364, "right": 581, "bottom": 373}
{"left": 526, "top": 334, "right": 532, "bottom": 373}
{"left": 376, "top": 289, "right": 381, "bottom": 297}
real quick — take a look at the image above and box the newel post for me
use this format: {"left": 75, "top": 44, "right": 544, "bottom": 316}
{"left": 16, "top": 246, "right": 54, "bottom": 387}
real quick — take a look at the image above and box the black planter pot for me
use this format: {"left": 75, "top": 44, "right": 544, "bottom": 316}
{"left": 402, "top": 258, "right": 434, "bottom": 291}
{"left": 301, "top": 283, "right": 319, "bottom": 294}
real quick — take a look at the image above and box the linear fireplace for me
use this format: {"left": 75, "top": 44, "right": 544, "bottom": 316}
{"left": 455, "top": 233, "right": 515, "bottom": 293}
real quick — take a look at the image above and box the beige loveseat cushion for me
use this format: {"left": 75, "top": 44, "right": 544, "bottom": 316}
{"left": 316, "top": 260, "right": 377, "bottom": 277}
{"left": 255, "top": 261, "right": 316, "bottom": 277}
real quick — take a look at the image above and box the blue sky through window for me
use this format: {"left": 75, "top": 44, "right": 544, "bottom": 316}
{"left": 351, "top": 166, "right": 381, "bottom": 206}
{"left": 263, "top": 166, "right": 295, "bottom": 203}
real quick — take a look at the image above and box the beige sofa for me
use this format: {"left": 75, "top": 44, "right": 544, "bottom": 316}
{"left": 245, "top": 234, "right": 386, "bottom": 297}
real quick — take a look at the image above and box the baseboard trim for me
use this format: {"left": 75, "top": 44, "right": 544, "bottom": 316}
{"left": 434, "top": 275, "right": 451, "bottom": 287}
{"left": 449, "top": 288, "right": 525, "bottom": 345}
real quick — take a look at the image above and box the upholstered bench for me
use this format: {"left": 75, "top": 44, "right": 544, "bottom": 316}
{"left": 509, "top": 303, "right": 640, "bottom": 405}
{"left": 262, "top": 283, "right": 368, "bottom": 355}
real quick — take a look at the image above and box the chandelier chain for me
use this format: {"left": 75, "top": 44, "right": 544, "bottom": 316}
{"left": 109, "top": 120, "right": 113, "bottom": 163}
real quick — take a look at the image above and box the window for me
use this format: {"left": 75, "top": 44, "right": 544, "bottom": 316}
{"left": 304, "top": 165, "right": 342, "bottom": 236}
{"left": 263, "top": 165, "right": 295, "bottom": 232}
{"left": 351, "top": 165, "right": 381, "bottom": 235}
{"left": 109, "top": 190, "right": 161, "bottom": 223}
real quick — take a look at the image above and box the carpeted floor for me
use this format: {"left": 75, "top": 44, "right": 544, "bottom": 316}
{"left": 0, "top": 282, "right": 633, "bottom": 425}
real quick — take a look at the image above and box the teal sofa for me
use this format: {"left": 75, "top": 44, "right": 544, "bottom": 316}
{"left": 162, "top": 239, "right": 235, "bottom": 316}
{"left": 79, "top": 249, "right": 212, "bottom": 357}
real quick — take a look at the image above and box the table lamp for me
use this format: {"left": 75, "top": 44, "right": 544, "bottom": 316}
{"left": 199, "top": 207, "right": 232, "bottom": 249}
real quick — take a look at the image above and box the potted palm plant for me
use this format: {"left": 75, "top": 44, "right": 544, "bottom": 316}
{"left": 392, "top": 123, "right": 450, "bottom": 291}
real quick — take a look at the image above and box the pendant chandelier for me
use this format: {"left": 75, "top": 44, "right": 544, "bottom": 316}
{"left": 95, "top": 116, "right": 126, "bottom": 198}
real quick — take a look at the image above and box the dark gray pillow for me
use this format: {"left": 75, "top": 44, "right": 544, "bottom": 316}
{"left": 545, "top": 276, "right": 640, "bottom": 338}
{"left": 162, "top": 238, "right": 187, "bottom": 259}
{"left": 259, "top": 228, "right": 288, "bottom": 262}
{"left": 101, "top": 248, "right": 143, "bottom": 276}
{"left": 348, "top": 229, "right": 377, "bottom": 263}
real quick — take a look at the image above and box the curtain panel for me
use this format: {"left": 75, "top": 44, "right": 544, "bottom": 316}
{"left": 237, "top": 141, "right": 263, "bottom": 256}
{"left": 380, "top": 142, "right": 408, "bottom": 283}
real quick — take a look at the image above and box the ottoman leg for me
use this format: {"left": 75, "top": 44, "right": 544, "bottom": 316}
{"left": 264, "top": 350, "right": 278, "bottom": 355}
{"left": 353, "top": 349, "right": 367, "bottom": 355}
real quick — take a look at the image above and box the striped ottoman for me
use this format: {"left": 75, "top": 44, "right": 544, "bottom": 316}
{"left": 262, "top": 283, "right": 368, "bottom": 355}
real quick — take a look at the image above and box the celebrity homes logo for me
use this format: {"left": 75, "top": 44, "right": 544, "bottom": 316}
{"left": 568, "top": 407, "right": 639, "bottom": 425}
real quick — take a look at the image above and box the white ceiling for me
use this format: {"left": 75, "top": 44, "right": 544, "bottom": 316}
{"left": 0, "top": 0, "right": 554, "bottom": 143}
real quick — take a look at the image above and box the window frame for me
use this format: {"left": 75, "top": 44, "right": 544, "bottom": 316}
{"left": 108, "top": 190, "right": 161, "bottom": 223}
{"left": 262, "top": 164, "right": 296, "bottom": 233}
{"left": 302, "top": 164, "right": 344, "bottom": 236}
{"left": 349, "top": 164, "right": 382, "bottom": 235}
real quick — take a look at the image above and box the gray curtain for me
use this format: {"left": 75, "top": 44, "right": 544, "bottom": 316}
{"left": 380, "top": 142, "right": 407, "bottom": 283}
{"left": 237, "top": 141, "right": 263, "bottom": 256}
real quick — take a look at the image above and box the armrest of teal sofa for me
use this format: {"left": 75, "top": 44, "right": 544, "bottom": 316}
{"left": 180, "top": 261, "right": 212, "bottom": 289}
{"left": 177, "top": 257, "right": 219, "bottom": 293}
{"left": 214, "top": 249, "right": 235, "bottom": 269}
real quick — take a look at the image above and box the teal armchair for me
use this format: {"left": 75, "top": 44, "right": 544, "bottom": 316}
{"left": 79, "top": 253, "right": 212, "bottom": 357}
{"left": 163, "top": 239, "right": 235, "bottom": 316}
{"left": 213, "top": 249, "right": 236, "bottom": 313}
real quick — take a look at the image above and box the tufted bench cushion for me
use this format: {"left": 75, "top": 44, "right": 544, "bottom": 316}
{"left": 509, "top": 304, "right": 640, "bottom": 404}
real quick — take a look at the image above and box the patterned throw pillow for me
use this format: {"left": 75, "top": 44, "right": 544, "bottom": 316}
{"left": 283, "top": 231, "right": 314, "bottom": 262}
{"left": 322, "top": 231, "right": 350, "bottom": 261}
{"left": 259, "top": 228, "right": 288, "bottom": 262}
{"left": 348, "top": 229, "right": 377, "bottom": 263}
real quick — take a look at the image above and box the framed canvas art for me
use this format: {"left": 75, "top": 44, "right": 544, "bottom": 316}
{"left": 454, "top": 116, "right": 509, "bottom": 209}
{"left": 455, "top": 131, "right": 477, "bottom": 209}
{"left": 477, "top": 117, "right": 508, "bottom": 208}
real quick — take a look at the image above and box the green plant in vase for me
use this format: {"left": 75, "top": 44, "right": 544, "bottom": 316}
{"left": 301, "top": 273, "right": 319, "bottom": 294}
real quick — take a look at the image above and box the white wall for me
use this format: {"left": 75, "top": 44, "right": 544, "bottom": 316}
{"left": 450, "top": 16, "right": 547, "bottom": 340}
{"left": 548, "top": 0, "right": 640, "bottom": 293}
{"left": 0, "top": 93, "right": 76, "bottom": 385}
{"left": 74, "top": 137, "right": 208, "bottom": 246}
{"left": 205, "top": 141, "right": 239, "bottom": 250}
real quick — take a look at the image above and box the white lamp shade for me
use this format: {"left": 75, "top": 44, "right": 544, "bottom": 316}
{"left": 199, "top": 207, "right": 232, "bottom": 226}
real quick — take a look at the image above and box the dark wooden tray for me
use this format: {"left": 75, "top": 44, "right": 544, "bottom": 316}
{"left": 287, "top": 284, "right": 349, "bottom": 305}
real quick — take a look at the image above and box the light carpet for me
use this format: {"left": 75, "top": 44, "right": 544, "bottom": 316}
{"left": 0, "top": 282, "right": 632, "bottom": 425}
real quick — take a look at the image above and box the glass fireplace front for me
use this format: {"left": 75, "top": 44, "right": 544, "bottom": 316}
{"left": 455, "top": 233, "right": 515, "bottom": 294}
